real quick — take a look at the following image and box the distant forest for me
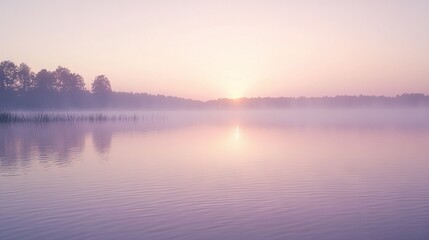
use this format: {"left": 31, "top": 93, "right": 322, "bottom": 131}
{"left": 1, "top": 60, "right": 429, "bottom": 110}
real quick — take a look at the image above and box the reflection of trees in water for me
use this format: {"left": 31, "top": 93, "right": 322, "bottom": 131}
{"left": 92, "top": 127, "right": 112, "bottom": 154}
{"left": 0, "top": 124, "right": 88, "bottom": 169}
{"left": 0, "top": 121, "right": 165, "bottom": 170}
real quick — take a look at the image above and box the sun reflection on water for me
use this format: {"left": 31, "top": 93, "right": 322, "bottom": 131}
{"left": 234, "top": 126, "right": 240, "bottom": 141}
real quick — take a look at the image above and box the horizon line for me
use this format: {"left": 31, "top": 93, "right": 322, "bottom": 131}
{"left": 113, "top": 91, "right": 429, "bottom": 102}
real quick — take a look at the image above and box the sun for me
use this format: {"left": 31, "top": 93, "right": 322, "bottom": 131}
{"left": 220, "top": 71, "right": 250, "bottom": 99}
{"left": 230, "top": 91, "right": 243, "bottom": 100}
{"left": 228, "top": 83, "right": 245, "bottom": 99}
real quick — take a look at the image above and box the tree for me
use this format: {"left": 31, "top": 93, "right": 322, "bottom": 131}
{"left": 55, "top": 66, "right": 85, "bottom": 92}
{"left": 91, "top": 75, "right": 112, "bottom": 94}
{"left": 17, "top": 63, "right": 35, "bottom": 92}
{"left": 34, "top": 69, "right": 56, "bottom": 92}
{"left": 0, "top": 61, "right": 18, "bottom": 91}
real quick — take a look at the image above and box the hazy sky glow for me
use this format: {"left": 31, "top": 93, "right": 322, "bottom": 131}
{"left": 1, "top": 0, "right": 429, "bottom": 99}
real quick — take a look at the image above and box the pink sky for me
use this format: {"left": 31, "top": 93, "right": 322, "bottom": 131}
{"left": 1, "top": 0, "right": 429, "bottom": 100}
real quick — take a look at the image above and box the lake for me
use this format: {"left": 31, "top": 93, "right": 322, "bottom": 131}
{"left": 1, "top": 109, "right": 429, "bottom": 240}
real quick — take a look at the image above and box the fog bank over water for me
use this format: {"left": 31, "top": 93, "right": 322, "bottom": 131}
{"left": 1, "top": 108, "right": 429, "bottom": 127}
{"left": 160, "top": 108, "right": 429, "bottom": 128}
{"left": 1, "top": 108, "right": 429, "bottom": 170}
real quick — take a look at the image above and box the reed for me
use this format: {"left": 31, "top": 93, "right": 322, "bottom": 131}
{"left": 0, "top": 112, "right": 163, "bottom": 123}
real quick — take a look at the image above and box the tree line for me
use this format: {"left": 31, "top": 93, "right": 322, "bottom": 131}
{"left": 0, "top": 60, "right": 113, "bottom": 109}
{"left": 0, "top": 60, "right": 111, "bottom": 95}
{"left": 0, "top": 60, "right": 202, "bottom": 109}
{"left": 2, "top": 60, "right": 428, "bottom": 110}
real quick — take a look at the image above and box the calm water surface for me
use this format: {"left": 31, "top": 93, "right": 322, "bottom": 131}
{"left": 1, "top": 110, "right": 429, "bottom": 240}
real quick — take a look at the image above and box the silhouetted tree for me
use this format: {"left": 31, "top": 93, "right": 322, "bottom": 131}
{"left": 34, "top": 69, "right": 56, "bottom": 92}
{"left": 16, "top": 63, "right": 35, "bottom": 92}
{"left": 91, "top": 75, "right": 112, "bottom": 107}
{"left": 0, "top": 61, "right": 18, "bottom": 91}
{"left": 92, "top": 75, "right": 112, "bottom": 94}
{"left": 55, "top": 66, "right": 85, "bottom": 92}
